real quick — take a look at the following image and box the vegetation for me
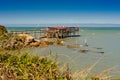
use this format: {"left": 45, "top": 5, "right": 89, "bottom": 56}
{"left": 0, "top": 51, "right": 72, "bottom": 80}
{"left": 0, "top": 25, "right": 8, "bottom": 35}
{"left": 0, "top": 25, "right": 69, "bottom": 79}
{"left": 0, "top": 25, "right": 119, "bottom": 80}
{"left": 0, "top": 50, "right": 118, "bottom": 80}
{"left": 0, "top": 25, "right": 9, "bottom": 43}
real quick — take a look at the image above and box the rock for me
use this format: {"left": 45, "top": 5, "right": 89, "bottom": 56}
{"left": 79, "top": 49, "right": 89, "bottom": 53}
{"left": 97, "top": 51, "right": 104, "bottom": 54}
{"left": 34, "top": 39, "right": 40, "bottom": 42}
{"left": 30, "top": 42, "right": 41, "bottom": 47}
{"left": 79, "top": 50, "right": 86, "bottom": 53}
{"left": 67, "top": 45, "right": 78, "bottom": 48}
{"left": 18, "top": 33, "right": 34, "bottom": 46}
{"left": 39, "top": 41, "right": 49, "bottom": 47}
{"left": 42, "top": 38, "right": 48, "bottom": 41}
{"left": 29, "top": 40, "right": 53, "bottom": 47}
{"left": 55, "top": 39, "right": 65, "bottom": 46}
{"left": 25, "top": 35, "right": 34, "bottom": 42}
{"left": 0, "top": 29, "right": 55, "bottom": 49}
{"left": 18, "top": 33, "right": 34, "bottom": 40}
{"left": 48, "top": 41, "right": 54, "bottom": 45}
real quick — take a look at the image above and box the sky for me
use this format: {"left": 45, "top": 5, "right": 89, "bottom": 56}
{"left": 0, "top": 0, "right": 120, "bottom": 25}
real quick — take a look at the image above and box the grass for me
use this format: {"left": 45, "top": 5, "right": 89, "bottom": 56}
{"left": 0, "top": 49, "right": 119, "bottom": 80}
{"left": 0, "top": 50, "right": 73, "bottom": 80}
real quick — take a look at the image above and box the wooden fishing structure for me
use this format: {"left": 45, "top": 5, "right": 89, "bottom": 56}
{"left": 45, "top": 27, "right": 80, "bottom": 38}
{"left": 9, "top": 27, "right": 80, "bottom": 39}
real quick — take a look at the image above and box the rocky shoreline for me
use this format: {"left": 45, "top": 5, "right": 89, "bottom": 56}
{"left": 0, "top": 25, "right": 65, "bottom": 50}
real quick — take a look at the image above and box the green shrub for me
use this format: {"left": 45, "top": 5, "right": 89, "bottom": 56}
{"left": 0, "top": 51, "right": 71, "bottom": 80}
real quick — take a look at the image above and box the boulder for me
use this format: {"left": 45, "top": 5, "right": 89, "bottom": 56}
{"left": 18, "top": 33, "right": 34, "bottom": 40}
{"left": 18, "top": 33, "right": 34, "bottom": 46}
{"left": 30, "top": 41, "right": 41, "bottom": 47}
{"left": 39, "top": 41, "right": 49, "bottom": 47}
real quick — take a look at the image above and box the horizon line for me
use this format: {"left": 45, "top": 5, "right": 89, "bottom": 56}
{"left": 2, "top": 23, "right": 120, "bottom": 25}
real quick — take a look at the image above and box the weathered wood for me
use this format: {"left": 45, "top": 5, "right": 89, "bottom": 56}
{"left": 9, "top": 27, "right": 80, "bottom": 39}
{"left": 46, "top": 27, "right": 80, "bottom": 38}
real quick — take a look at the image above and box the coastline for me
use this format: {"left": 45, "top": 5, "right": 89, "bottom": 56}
{"left": 1, "top": 26, "right": 120, "bottom": 79}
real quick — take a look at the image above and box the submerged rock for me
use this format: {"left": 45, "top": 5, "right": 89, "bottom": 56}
{"left": 79, "top": 49, "right": 88, "bottom": 53}
{"left": 39, "top": 41, "right": 52, "bottom": 47}
{"left": 55, "top": 39, "right": 65, "bottom": 46}
{"left": 67, "top": 45, "right": 78, "bottom": 48}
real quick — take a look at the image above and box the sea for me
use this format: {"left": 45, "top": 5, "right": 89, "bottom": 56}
{"left": 6, "top": 26, "right": 120, "bottom": 78}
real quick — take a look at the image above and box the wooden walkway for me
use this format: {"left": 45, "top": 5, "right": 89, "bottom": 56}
{"left": 9, "top": 30, "right": 46, "bottom": 39}
{"left": 9, "top": 27, "right": 80, "bottom": 39}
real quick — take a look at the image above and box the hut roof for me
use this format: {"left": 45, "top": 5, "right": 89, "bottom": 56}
{"left": 48, "top": 27, "right": 67, "bottom": 30}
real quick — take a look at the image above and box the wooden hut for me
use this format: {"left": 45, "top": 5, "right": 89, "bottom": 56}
{"left": 45, "top": 27, "right": 79, "bottom": 38}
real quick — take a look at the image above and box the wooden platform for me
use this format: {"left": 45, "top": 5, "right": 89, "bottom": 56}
{"left": 45, "top": 27, "right": 80, "bottom": 38}
{"left": 9, "top": 27, "right": 80, "bottom": 39}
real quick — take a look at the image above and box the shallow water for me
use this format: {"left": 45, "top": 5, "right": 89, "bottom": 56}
{"left": 77, "top": 28, "right": 120, "bottom": 78}
{"left": 7, "top": 27, "right": 120, "bottom": 78}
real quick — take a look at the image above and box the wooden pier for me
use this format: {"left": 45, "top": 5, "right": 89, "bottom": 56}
{"left": 45, "top": 27, "right": 80, "bottom": 38}
{"left": 9, "top": 30, "right": 45, "bottom": 39}
{"left": 9, "top": 27, "right": 80, "bottom": 39}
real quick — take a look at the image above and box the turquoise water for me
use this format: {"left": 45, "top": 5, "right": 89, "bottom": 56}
{"left": 7, "top": 27, "right": 120, "bottom": 78}
{"left": 6, "top": 27, "right": 46, "bottom": 31}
